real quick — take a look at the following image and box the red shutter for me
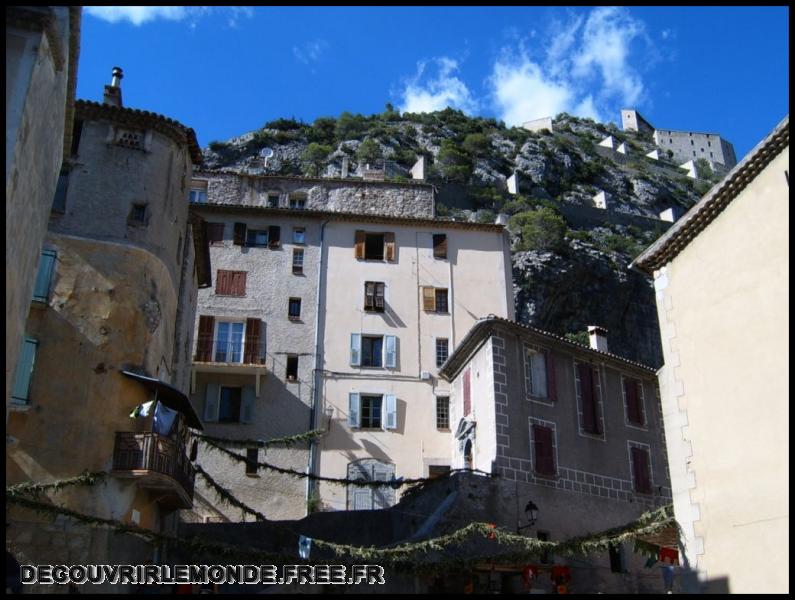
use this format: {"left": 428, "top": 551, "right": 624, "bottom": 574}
{"left": 463, "top": 368, "right": 471, "bottom": 416}
{"left": 545, "top": 350, "right": 557, "bottom": 402}
{"left": 216, "top": 270, "right": 230, "bottom": 295}
{"left": 632, "top": 447, "right": 652, "bottom": 494}
{"left": 625, "top": 378, "right": 641, "bottom": 425}
{"left": 233, "top": 222, "right": 246, "bottom": 246}
{"left": 244, "top": 318, "right": 261, "bottom": 364}
{"left": 232, "top": 271, "right": 247, "bottom": 296}
{"left": 533, "top": 425, "right": 555, "bottom": 476}
{"left": 579, "top": 363, "right": 600, "bottom": 434}
{"left": 196, "top": 316, "right": 214, "bottom": 361}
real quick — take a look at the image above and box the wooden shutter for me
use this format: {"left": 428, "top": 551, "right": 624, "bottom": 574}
{"left": 196, "top": 316, "right": 214, "bottom": 361}
{"left": 384, "top": 335, "right": 397, "bottom": 368}
{"left": 364, "top": 282, "right": 375, "bottom": 309}
{"left": 384, "top": 395, "right": 397, "bottom": 430}
{"left": 241, "top": 385, "right": 256, "bottom": 423}
{"left": 11, "top": 338, "right": 38, "bottom": 403}
{"left": 244, "top": 318, "right": 261, "bottom": 364}
{"left": 433, "top": 234, "right": 448, "bottom": 259}
{"left": 545, "top": 350, "right": 557, "bottom": 402}
{"left": 348, "top": 392, "right": 360, "bottom": 427}
{"left": 384, "top": 232, "right": 396, "bottom": 261}
{"left": 533, "top": 425, "right": 555, "bottom": 476}
{"left": 375, "top": 283, "right": 385, "bottom": 309}
{"left": 463, "top": 368, "right": 471, "bottom": 416}
{"left": 203, "top": 383, "right": 220, "bottom": 422}
{"left": 231, "top": 271, "right": 247, "bottom": 296}
{"left": 215, "top": 270, "right": 229, "bottom": 295}
{"left": 625, "top": 378, "right": 642, "bottom": 425}
{"left": 632, "top": 447, "right": 652, "bottom": 493}
{"left": 579, "top": 363, "right": 600, "bottom": 434}
{"left": 33, "top": 250, "right": 57, "bottom": 302}
{"left": 350, "top": 333, "right": 361, "bottom": 366}
{"left": 422, "top": 286, "right": 436, "bottom": 311}
{"left": 268, "top": 225, "right": 281, "bottom": 248}
{"left": 233, "top": 222, "right": 247, "bottom": 246}
{"left": 354, "top": 231, "right": 366, "bottom": 259}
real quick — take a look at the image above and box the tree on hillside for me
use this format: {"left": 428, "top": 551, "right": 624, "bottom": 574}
{"left": 462, "top": 133, "right": 491, "bottom": 158}
{"left": 335, "top": 112, "right": 367, "bottom": 141}
{"left": 301, "top": 143, "right": 332, "bottom": 177}
{"left": 309, "top": 117, "right": 337, "bottom": 145}
{"left": 436, "top": 139, "right": 473, "bottom": 183}
{"left": 509, "top": 207, "right": 567, "bottom": 252}
{"left": 356, "top": 138, "right": 383, "bottom": 167}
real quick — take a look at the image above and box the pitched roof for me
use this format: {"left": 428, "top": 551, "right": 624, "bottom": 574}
{"left": 439, "top": 316, "right": 657, "bottom": 381}
{"left": 75, "top": 99, "right": 203, "bottom": 165}
{"left": 632, "top": 115, "right": 789, "bottom": 274}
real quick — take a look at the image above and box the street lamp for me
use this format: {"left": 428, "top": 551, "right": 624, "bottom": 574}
{"left": 517, "top": 500, "right": 539, "bottom": 532}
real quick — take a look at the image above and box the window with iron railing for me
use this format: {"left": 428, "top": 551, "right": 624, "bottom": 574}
{"left": 194, "top": 316, "right": 266, "bottom": 365}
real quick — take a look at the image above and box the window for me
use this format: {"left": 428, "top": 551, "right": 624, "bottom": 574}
{"left": 347, "top": 460, "right": 396, "bottom": 509}
{"left": 286, "top": 355, "right": 298, "bottom": 381}
{"left": 289, "top": 194, "right": 306, "bottom": 209}
{"left": 350, "top": 334, "right": 397, "bottom": 369}
{"left": 288, "top": 297, "right": 302, "bottom": 319}
{"left": 435, "top": 338, "right": 449, "bottom": 368}
{"left": 245, "top": 448, "right": 259, "bottom": 475}
{"left": 429, "top": 465, "right": 450, "bottom": 479}
{"left": 11, "top": 337, "right": 38, "bottom": 405}
{"left": 214, "top": 321, "right": 245, "bottom": 362}
{"left": 532, "top": 424, "right": 556, "bottom": 477}
{"left": 609, "top": 544, "right": 625, "bottom": 573}
{"left": 422, "top": 287, "right": 449, "bottom": 313}
{"left": 196, "top": 317, "right": 264, "bottom": 364}
{"left": 432, "top": 234, "right": 448, "bottom": 259}
{"left": 218, "top": 386, "right": 242, "bottom": 423}
{"left": 348, "top": 393, "right": 397, "bottom": 430}
{"left": 246, "top": 229, "right": 268, "bottom": 247}
{"left": 708, "top": 140, "right": 712, "bottom": 147}
{"left": 32, "top": 250, "right": 57, "bottom": 303}
{"left": 128, "top": 203, "right": 147, "bottom": 225}
{"left": 364, "top": 282, "right": 385, "bottom": 311}
{"left": 690, "top": 139, "right": 694, "bottom": 146}
{"left": 52, "top": 170, "right": 69, "bottom": 213}
{"left": 537, "top": 532, "right": 552, "bottom": 564}
{"left": 576, "top": 362, "right": 602, "bottom": 435}
{"left": 630, "top": 445, "right": 653, "bottom": 494}
{"left": 623, "top": 377, "right": 645, "bottom": 427}
{"left": 292, "top": 248, "right": 304, "bottom": 274}
{"left": 216, "top": 270, "right": 247, "bottom": 296}
{"left": 693, "top": 151, "right": 696, "bottom": 157}
{"left": 267, "top": 193, "right": 280, "bottom": 208}
{"left": 207, "top": 222, "right": 225, "bottom": 245}
{"left": 436, "top": 396, "right": 450, "bottom": 429}
{"left": 189, "top": 180, "right": 208, "bottom": 203}
{"left": 669, "top": 138, "right": 672, "bottom": 144}
{"left": 293, "top": 228, "right": 305, "bottom": 244}
{"left": 354, "top": 231, "right": 396, "bottom": 261}
{"left": 525, "top": 347, "right": 556, "bottom": 401}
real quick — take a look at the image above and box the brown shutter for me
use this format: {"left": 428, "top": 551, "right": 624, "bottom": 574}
{"left": 196, "top": 315, "right": 214, "bottom": 361}
{"left": 244, "top": 318, "right": 261, "bottom": 364}
{"left": 364, "top": 282, "right": 374, "bottom": 309}
{"left": 625, "top": 378, "right": 641, "bottom": 425}
{"left": 632, "top": 447, "right": 652, "bottom": 494}
{"left": 215, "top": 270, "right": 229, "bottom": 295}
{"left": 579, "top": 363, "right": 600, "bottom": 434}
{"left": 268, "top": 225, "right": 281, "bottom": 248}
{"left": 354, "top": 230, "right": 366, "bottom": 259}
{"left": 433, "top": 234, "right": 448, "bottom": 259}
{"left": 233, "top": 271, "right": 247, "bottom": 296}
{"left": 422, "top": 286, "right": 436, "bottom": 311}
{"left": 233, "top": 222, "right": 246, "bottom": 246}
{"left": 207, "top": 223, "right": 224, "bottom": 244}
{"left": 463, "top": 368, "right": 471, "bottom": 416}
{"left": 375, "top": 283, "right": 385, "bottom": 309}
{"left": 533, "top": 425, "right": 555, "bottom": 476}
{"left": 384, "top": 232, "right": 396, "bottom": 261}
{"left": 545, "top": 350, "right": 557, "bottom": 402}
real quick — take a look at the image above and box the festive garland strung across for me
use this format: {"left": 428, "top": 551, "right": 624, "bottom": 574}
{"left": 194, "top": 429, "right": 325, "bottom": 449}
{"left": 6, "top": 471, "right": 108, "bottom": 499}
{"left": 193, "top": 464, "right": 269, "bottom": 522}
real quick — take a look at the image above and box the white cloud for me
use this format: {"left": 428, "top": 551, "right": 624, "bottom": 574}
{"left": 84, "top": 6, "right": 251, "bottom": 28}
{"left": 399, "top": 57, "right": 478, "bottom": 115}
{"left": 293, "top": 39, "right": 329, "bottom": 65}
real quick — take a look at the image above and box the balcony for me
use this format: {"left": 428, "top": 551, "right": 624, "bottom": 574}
{"left": 191, "top": 337, "right": 267, "bottom": 397}
{"left": 112, "top": 432, "right": 195, "bottom": 509}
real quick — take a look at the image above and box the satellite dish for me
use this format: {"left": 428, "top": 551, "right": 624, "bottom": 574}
{"left": 259, "top": 147, "right": 274, "bottom": 171}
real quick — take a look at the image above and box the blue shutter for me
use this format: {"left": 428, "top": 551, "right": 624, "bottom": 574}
{"left": 384, "top": 335, "right": 397, "bottom": 369}
{"left": 11, "top": 338, "right": 38, "bottom": 404}
{"left": 204, "top": 383, "right": 220, "bottom": 422}
{"left": 348, "top": 392, "right": 360, "bottom": 427}
{"left": 241, "top": 385, "right": 256, "bottom": 423}
{"left": 384, "top": 394, "right": 397, "bottom": 430}
{"left": 32, "top": 250, "right": 57, "bottom": 302}
{"left": 350, "top": 333, "right": 361, "bottom": 366}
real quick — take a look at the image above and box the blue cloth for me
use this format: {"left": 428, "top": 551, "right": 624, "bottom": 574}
{"left": 153, "top": 402, "right": 178, "bottom": 436}
{"left": 298, "top": 535, "right": 312, "bottom": 560}
{"left": 661, "top": 565, "right": 675, "bottom": 590}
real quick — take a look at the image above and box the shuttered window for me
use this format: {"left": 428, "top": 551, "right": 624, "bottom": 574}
{"left": 243, "top": 318, "right": 263, "bottom": 364}
{"left": 216, "top": 270, "right": 247, "bottom": 296}
{"left": 11, "top": 337, "right": 38, "bottom": 404}
{"left": 196, "top": 316, "right": 215, "bottom": 361}
{"left": 434, "top": 289, "right": 448, "bottom": 313}
{"left": 422, "top": 287, "right": 449, "bottom": 313}
{"left": 631, "top": 446, "right": 652, "bottom": 494}
{"left": 355, "top": 231, "right": 396, "bottom": 261}
{"left": 578, "top": 363, "right": 601, "bottom": 434}
{"left": 207, "top": 222, "right": 225, "bottom": 245}
{"left": 422, "top": 286, "right": 436, "bottom": 311}
{"left": 624, "top": 377, "right": 644, "bottom": 426}
{"left": 32, "top": 250, "right": 57, "bottom": 303}
{"left": 463, "top": 368, "right": 472, "bottom": 416}
{"left": 347, "top": 460, "right": 396, "bottom": 510}
{"left": 533, "top": 424, "right": 556, "bottom": 476}
{"left": 360, "top": 395, "right": 382, "bottom": 428}
{"left": 233, "top": 222, "right": 247, "bottom": 246}
{"left": 432, "top": 234, "right": 448, "bottom": 259}
{"left": 364, "top": 282, "right": 385, "bottom": 311}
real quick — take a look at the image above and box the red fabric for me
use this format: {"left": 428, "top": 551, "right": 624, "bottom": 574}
{"left": 659, "top": 547, "right": 679, "bottom": 565}
{"left": 551, "top": 566, "right": 571, "bottom": 582}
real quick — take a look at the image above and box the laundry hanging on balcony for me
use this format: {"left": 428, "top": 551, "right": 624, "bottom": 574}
{"left": 153, "top": 403, "right": 178, "bottom": 436}
{"left": 129, "top": 400, "right": 155, "bottom": 418}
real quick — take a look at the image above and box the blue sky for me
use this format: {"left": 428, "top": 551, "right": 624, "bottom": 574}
{"left": 77, "top": 6, "right": 789, "bottom": 159}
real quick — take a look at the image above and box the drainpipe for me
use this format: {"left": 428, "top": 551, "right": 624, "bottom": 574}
{"left": 307, "top": 220, "right": 329, "bottom": 512}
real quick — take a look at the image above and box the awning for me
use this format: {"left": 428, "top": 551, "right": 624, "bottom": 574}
{"left": 121, "top": 370, "right": 204, "bottom": 430}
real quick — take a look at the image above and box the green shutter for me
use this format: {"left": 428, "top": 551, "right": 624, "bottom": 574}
{"left": 204, "top": 383, "right": 220, "bottom": 422}
{"left": 11, "top": 338, "right": 38, "bottom": 404}
{"left": 241, "top": 385, "right": 256, "bottom": 423}
{"left": 33, "top": 250, "right": 57, "bottom": 302}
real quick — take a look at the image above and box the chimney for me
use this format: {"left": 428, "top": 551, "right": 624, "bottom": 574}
{"left": 587, "top": 326, "right": 609, "bottom": 353}
{"left": 103, "top": 66, "right": 124, "bottom": 108}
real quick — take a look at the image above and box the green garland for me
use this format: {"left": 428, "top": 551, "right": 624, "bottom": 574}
{"left": 6, "top": 471, "right": 108, "bottom": 498}
{"left": 194, "top": 464, "right": 269, "bottom": 522}
{"left": 194, "top": 429, "right": 325, "bottom": 449}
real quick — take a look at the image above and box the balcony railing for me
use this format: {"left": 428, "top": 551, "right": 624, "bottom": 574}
{"left": 112, "top": 432, "right": 195, "bottom": 505}
{"left": 193, "top": 336, "right": 266, "bottom": 365}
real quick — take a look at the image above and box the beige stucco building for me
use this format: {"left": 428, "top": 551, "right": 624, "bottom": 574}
{"left": 632, "top": 115, "right": 789, "bottom": 593}
{"left": 6, "top": 6, "right": 81, "bottom": 422}
{"left": 6, "top": 73, "right": 210, "bottom": 592}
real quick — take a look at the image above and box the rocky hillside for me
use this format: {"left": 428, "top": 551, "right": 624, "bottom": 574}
{"left": 202, "top": 108, "right": 723, "bottom": 367}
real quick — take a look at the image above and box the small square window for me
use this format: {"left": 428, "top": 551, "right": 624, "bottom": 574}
{"left": 246, "top": 229, "right": 268, "bottom": 247}
{"left": 432, "top": 234, "right": 447, "bottom": 259}
{"left": 286, "top": 355, "right": 298, "bottom": 381}
{"left": 245, "top": 448, "right": 259, "bottom": 475}
{"left": 293, "top": 228, "right": 306, "bottom": 244}
{"left": 292, "top": 248, "right": 304, "bottom": 274}
{"left": 360, "top": 395, "right": 382, "bottom": 428}
{"left": 268, "top": 194, "right": 280, "bottom": 208}
{"left": 364, "top": 233, "right": 385, "bottom": 260}
{"left": 288, "top": 298, "right": 302, "bottom": 319}
{"left": 129, "top": 204, "right": 147, "bottom": 225}
{"left": 289, "top": 194, "right": 306, "bottom": 209}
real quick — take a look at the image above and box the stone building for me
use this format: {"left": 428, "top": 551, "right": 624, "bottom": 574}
{"left": 6, "top": 71, "right": 211, "bottom": 592}
{"left": 632, "top": 115, "right": 789, "bottom": 593}
{"left": 6, "top": 6, "right": 81, "bottom": 422}
{"left": 187, "top": 171, "right": 514, "bottom": 520}
{"left": 621, "top": 108, "right": 737, "bottom": 172}
{"left": 438, "top": 316, "right": 675, "bottom": 593}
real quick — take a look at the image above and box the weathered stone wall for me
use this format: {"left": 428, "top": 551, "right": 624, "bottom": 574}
{"left": 197, "top": 171, "right": 436, "bottom": 218}
{"left": 653, "top": 129, "right": 737, "bottom": 169}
